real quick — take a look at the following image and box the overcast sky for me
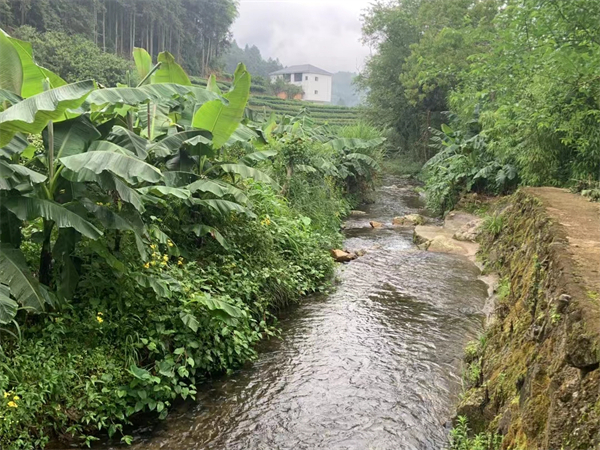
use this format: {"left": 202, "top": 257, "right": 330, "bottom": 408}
{"left": 231, "top": 0, "right": 374, "bottom": 74}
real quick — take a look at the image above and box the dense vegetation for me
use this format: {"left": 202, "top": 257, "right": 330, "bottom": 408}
{"left": 220, "top": 40, "right": 283, "bottom": 79}
{"left": 0, "top": 29, "right": 383, "bottom": 449}
{"left": 360, "top": 0, "right": 600, "bottom": 213}
{"left": 0, "top": 0, "right": 237, "bottom": 75}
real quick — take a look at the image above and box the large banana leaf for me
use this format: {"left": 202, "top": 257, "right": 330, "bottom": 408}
{"left": 106, "top": 126, "right": 149, "bottom": 159}
{"left": 163, "top": 171, "right": 200, "bottom": 187}
{"left": 4, "top": 197, "right": 102, "bottom": 239}
{"left": 0, "top": 133, "right": 34, "bottom": 159}
{"left": 192, "top": 64, "right": 251, "bottom": 148}
{"left": 0, "top": 160, "right": 46, "bottom": 185}
{"left": 60, "top": 167, "right": 145, "bottom": 213}
{"left": 193, "top": 198, "right": 255, "bottom": 218}
{"left": 0, "top": 80, "right": 95, "bottom": 147}
{"left": 185, "top": 224, "right": 228, "bottom": 249}
{"left": 133, "top": 47, "right": 153, "bottom": 84}
{"left": 153, "top": 51, "right": 191, "bottom": 85}
{"left": 148, "top": 130, "right": 212, "bottom": 158}
{"left": 50, "top": 116, "right": 101, "bottom": 159}
{"left": 60, "top": 151, "right": 162, "bottom": 184}
{"left": 3, "top": 32, "right": 66, "bottom": 97}
{"left": 87, "top": 83, "right": 193, "bottom": 109}
{"left": 0, "top": 244, "right": 48, "bottom": 312}
{"left": 186, "top": 179, "right": 248, "bottom": 204}
{"left": 0, "top": 31, "right": 22, "bottom": 95}
{"left": 137, "top": 186, "right": 191, "bottom": 200}
{"left": 240, "top": 149, "right": 277, "bottom": 166}
{"left": 0, "top": 283, "right": 18, "bottom": 324}
{"left": 219, "top": 163, "right": 276, "bottom": 186}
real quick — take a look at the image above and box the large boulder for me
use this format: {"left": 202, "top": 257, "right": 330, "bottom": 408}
{"left": 392, "top": 214, "right": 427, "bottom": 226}
{"left": 453, "top": 219, "right": 483, "bottom": 242}
{"left": 426, "top": 235, "right": 469, "bottom": 255}
{"left": 370, "top": 221, "right": 384, "bottom": 228}
{"left": 330, "top": 249, "right": 357, "bottom": 263}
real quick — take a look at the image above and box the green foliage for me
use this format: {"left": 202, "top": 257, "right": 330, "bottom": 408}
{"left": 0, "top": 0, "right": 237, "bottom": 76}
{"left": 11, "top": 27, "right": 132, "bottom": 87}
{"left": 450, "top": 416, "right": 503, "bottom": 450}
{"left": 361, "top": 0, "right": 600, "bottom": 212}
{"left": 0, "top": 33, "right": 381, "bottom": 449}
{"left": 220, "top": 40, "right": 283, "bottom": 78}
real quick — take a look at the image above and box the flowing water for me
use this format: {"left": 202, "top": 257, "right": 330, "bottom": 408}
{"left": 122, "top": 177, "right": 488, "bottom": 450}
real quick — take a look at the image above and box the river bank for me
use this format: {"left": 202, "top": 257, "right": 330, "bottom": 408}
{"left": 454, "top": 188, "right": 600, "bottom": 449}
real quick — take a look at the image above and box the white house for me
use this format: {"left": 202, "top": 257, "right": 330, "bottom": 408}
{"left": 269, "top": 64, "right": 333, "bottom": 103}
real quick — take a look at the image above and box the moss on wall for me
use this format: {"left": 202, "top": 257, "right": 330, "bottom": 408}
{"left": 457, "top": 190, "right": 600, "bottom": 450}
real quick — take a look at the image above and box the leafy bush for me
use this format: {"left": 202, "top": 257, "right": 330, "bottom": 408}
{"left": 12, "top": 26, "right": 133, "bottom": 86}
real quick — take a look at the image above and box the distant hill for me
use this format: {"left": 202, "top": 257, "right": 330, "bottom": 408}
{"left": 332, "top": 72, "right": 363, "bottom": 107}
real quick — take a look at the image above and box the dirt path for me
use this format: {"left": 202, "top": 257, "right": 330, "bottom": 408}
{"left": 525, "top": 187, "right": 600, "bottom": 295}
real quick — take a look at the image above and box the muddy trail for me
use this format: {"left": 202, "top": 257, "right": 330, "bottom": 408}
{"left": 106, "top": 177, "right": 490, "bottom": 450}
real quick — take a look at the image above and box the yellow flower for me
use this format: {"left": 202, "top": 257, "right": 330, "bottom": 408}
{"left": 3, "top": 391, "right": 9, "bottom": 398}
{"left": 97, "top": 312, "right": 103, "bottom": 316}
{"left": 160, "top": 262, "right": 167, "bottom": 267}
{"left": 7, "top": 401, "right": 17, "bottom": 408}
{"left": 178, "top": 260, "right": 183, "bottom": 266}
{"left": 143, "top": 262, "right": 150, "bottom": 269}
{"left": 150, "top": 261, "right": 157, "bottom": 266}
{"left": 150, "top": 244, "right": 157, "bottom": 250}
{"left": 167, "top": 241, "right": 174, "bottom": 247}
{"left": 13, "top": 396, "right": 19, "bottom": 401}
{"left": 163, "top": 255, "right": 169, "bottom": 262}
{"left": 96, "top": 316, "right": 104, "bottom": 324}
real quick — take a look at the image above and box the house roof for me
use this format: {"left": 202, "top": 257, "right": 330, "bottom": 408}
{"left": 269, "top": 64, "right": 332, "bottom": 76}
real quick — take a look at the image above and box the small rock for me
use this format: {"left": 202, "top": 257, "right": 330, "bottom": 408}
{"left": 350, "top": 210, "right": 367, "bottom": 216}
{"left": 370, "top": 221, "right": 384, "bottom": 228}
{"left": 557, "top": 294, "right": 571, "bottom": 313}
{"left": 330, "top": 249, "right": 357, "bottom": 263}
{"left": 356, "top": 249, "right": 367, "bottom": 257}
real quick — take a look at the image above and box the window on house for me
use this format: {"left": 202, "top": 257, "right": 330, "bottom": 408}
{"left": 294, "top": 73, "right": 302, "bottom": 82}
{"left": 315, "top": 76, "right": 319, "bottom": 81}
{"left": 314, "top": 90, "right": 319, "bottom": 95}
{"left": 305, "top": 76, "right": 308, "bottom": 80}
{"left": 283, "top": 74, "right": 291, "bottom": 82}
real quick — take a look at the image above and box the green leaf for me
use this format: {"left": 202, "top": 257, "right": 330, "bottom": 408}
{"left": 0, "top": 30, "right": 23, "bottom": 95}
{"left": 184, "top": 224, "right": 229, "bottom": 249}
{"left": 179, "top": 311, "right": 199, "bottom": 333}
{"left": 192, "top": 63, "right": 251, "bottom": 148}
{"left": 86, "top": 83, "right": 193, "bottom": 109}
{"left": 60, "top": 151, "right": 162, "bottom": 184}
{"left": 137, "top": 186, "right": 191, "bottom": 200}
{"left": 219, "top": 163, "right": 276, "bottom": 186}
{"left": 193, "top": 198, "right": 256, "bottom": 218}
{"left": 0, "top": 244, "right": 47, "bottom": 312}
{"left": 153, "top": 51, "right": 191, "bottom": 85}
{"left": 193, "top": 294, "right": 244, "bottom": 324}
{"left": 0, "top": 80, "right": 95, "bottom": 147}
{"left": 239, "top": 149, "right": 277, "bottom": 165}
{"left": 4, "top": 197, "right": 102, "bottom": 239}
{"left": 133, "top": 47, "right": 153, "bottom": 84}
{"left": 0, "top": 284, "right": 18, "bottom": 324}
{"left": 148, "top": 130, "right": 212, "bottom": 158}
{"left": 186, "top": 179, "right": 248, "bottom": 203}
{"left": 0, "top": 160, "right": 46, "bottom": 184}
{"left": 4, "top": 33, "right": 66, "bottom": 97}
{"left": 51, "top": 116, "right": 101, "bottom": 159}
{"left": 205, "top": 75, "right": 222, "bottom": 95}
{"left": 0, "top": 133, "right": 34, "bottom": 159}
{"left": 106, "top": 126, "right": 148, "bottom": 159}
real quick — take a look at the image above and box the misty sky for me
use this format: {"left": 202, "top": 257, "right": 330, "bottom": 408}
{"left": 232, "top": 0, "right": 373, "bottom": 74}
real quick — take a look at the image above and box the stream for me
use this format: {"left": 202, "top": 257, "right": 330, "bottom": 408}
{"left": 120, "top": 176, "right": 488, "bottom": 450}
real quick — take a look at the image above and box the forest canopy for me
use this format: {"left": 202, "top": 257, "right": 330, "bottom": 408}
{"left": 0, "top": 0, "right": 238, "bottom": 76}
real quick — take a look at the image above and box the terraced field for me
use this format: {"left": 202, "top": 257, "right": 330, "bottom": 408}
{"left": 248, "top": 95, "right": 361, "bottom": 126}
